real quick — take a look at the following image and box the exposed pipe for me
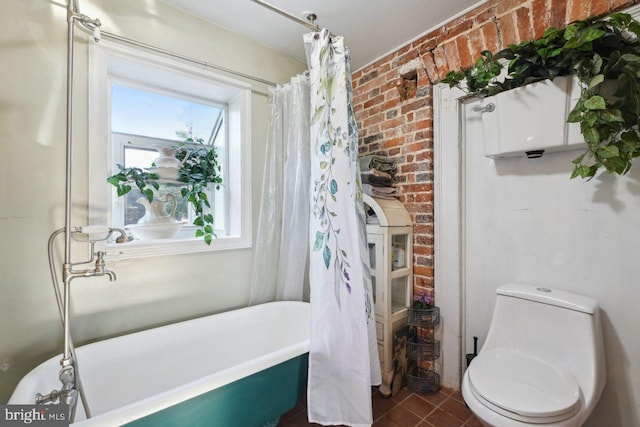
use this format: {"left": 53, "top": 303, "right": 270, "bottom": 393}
{"left": 63, "top": 0, "right": 76, "bottom": 365}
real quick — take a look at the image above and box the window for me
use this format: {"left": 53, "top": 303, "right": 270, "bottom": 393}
{"left": 88, "top": 40, "right": 251, "bottom": 258}
{"left": 110, "top": 85, "right": 227, "bottom": 237}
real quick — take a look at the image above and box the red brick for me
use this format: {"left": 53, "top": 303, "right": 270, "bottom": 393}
{"left": 496, "top": 0, "right": 524, "bottom": 15}
{"left": 498, "top": 14, "right": 518, "bottom": 48}
{"left": 415, "top": 235, "right": 434, "bottom": 246}
{"left": 362, "top": 115, "right": 382, "bottom": 129}
{"left": 414, "top": 266, "right": 434, "bottom": 277}
{"left": 401, "top": 122, "right": 417, "bottom": 134}
{"left": 401, "top": 162, "right": 431, "bottom": 173}
{"left": 404, "top": 203, "right": 430, "bottom": 213}
{"left": 611, "top": 0, "right": 634, "bottom": 8}
{"left": 414, "top": 276, "right": 433, "bottom": 288}
{"left": 397, "top": 49, "right": 420, "bottom": 69}
{"left": 402, "top": 183, "right": 433, "bottom": 193}
{"left": 415, "top": 119, "right": 433, "bottom": 130}
{"left": 531, "top": 0, "right": 549, "bottom": 39}
{"left": 589, "top": 0, "right": 611, "bottom": 17}
{"left": 443, "top": 41, "right": 461, "bottom": 73}
{"left": 415, "top": 194, "right": 434, "bottom": 205}
{"left": 402, "top": 141, "right": 428, "bottom": 154}
{"left": 420, "top": 51, "right": 439, "bottom": 83}
{"left": 568, "top": 0, "right": 589, "bottom": 22}
{"left": 383, "top": 116, "right": 405, "bottom": 130}
{"left": 468, "top": 28, "right": 484, "bottom": 63}
{"left": 443, "top": 19, "right": 473, "bottom": 42}
{"left": 455, "top": 36, "right": 474, "bottom": 70}
{"left": 415, "top": 151, "right": 433, "bottom": 162}
{"left": 515, "top": 7, "right": 534, "bottom": 43}
{"left": 401, "top": 98, "right": 428, "bottom": 115}
{"left": 482, "top": 20, "right": 500, "bottom": 53}
{"left": 549, "top": 0, "right": 568, "bottom": 28}
{"left": 475, "top": 6, "right": 499, "bottom": 25}
{"left": 384, "top": 137, "right": 405, "bottom": 149}
{"left": 417, "top": 28, "right": 443, "bottom": 52}
{"left": 432, "top": 45, "right": 449, "bottom": 80}
{"left": 413, "top": 245, "right": 431, "bottom": 255}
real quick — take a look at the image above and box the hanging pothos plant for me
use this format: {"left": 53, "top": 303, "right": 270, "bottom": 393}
{"left": 441, "top": 13, "right": 640, "bottom": 179}
{"left": 107, "top": 136, "right": 222, "bottom": 245}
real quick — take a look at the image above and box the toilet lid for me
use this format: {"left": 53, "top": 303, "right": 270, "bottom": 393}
{"left": 468, "top": 348, "right": 581, "bottom": 421}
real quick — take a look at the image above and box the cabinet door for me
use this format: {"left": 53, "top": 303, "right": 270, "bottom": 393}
{"left": 367, "top": 233, "right": 385, "bottom": 316}
{"left": 391, "top": 276, "right": 410, "bottom": 314}
{"left": 391, "top": 233, "right": 410, "bottom": 271}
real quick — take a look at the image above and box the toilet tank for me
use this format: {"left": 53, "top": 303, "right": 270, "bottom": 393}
{"left": 482, "top": 284, "right": 605, "bottom": 402}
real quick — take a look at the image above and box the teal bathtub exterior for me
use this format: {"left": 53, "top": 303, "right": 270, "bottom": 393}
{"left": 125, "top": 354, "right": 308, "bottom": 427}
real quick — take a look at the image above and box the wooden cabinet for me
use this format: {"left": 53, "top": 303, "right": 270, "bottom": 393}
{"left": 364, "top": 194, "right": 412, "bottom": 397}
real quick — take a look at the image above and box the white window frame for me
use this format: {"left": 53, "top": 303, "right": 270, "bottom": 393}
{"left": 88, "top": 40, "right": 252, "bottom": 258}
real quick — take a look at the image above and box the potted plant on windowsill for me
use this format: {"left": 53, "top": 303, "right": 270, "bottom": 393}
{"left": 107, "top": 138, "right": 222, "bottom": 245}
{"left": 441, "top": 13, "right": 640, "bottom": 180}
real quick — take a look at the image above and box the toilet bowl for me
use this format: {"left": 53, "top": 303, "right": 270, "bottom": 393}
{"left": 461, "top": 284, "right": 606, "bottom": 426}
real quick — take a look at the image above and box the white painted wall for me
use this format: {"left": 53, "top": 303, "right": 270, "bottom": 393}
{"left": 0, "top": 0, "right": 305, "bottom": 402}
{"left": 436, "top": 84, "right": 640, "bottom": 425}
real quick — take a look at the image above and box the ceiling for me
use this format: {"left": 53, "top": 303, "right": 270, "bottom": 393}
{"left": 159, "top": 0, "right": 488, "bottom": 71}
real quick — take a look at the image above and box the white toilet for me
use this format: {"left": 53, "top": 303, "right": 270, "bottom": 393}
{"left": 462, "top": 283, "right": 606, "bottom": 426}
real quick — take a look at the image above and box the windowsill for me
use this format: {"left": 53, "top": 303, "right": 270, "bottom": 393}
{"left": 103, "top": 235, "right": 251, "bottom": 260}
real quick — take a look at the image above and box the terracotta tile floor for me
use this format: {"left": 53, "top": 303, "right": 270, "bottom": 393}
{"left": 279, "top": 387, "right": 483, "bottom": 427}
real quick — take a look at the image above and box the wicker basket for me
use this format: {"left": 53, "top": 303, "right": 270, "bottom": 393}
{"left": 407, "top": 336, "right": 440, "bottom": 361}
{"left": 406, "top": 366, "right": 440, "bottom": 394}
{"left": 408, "top": 306, "right": 440, "bottom": 327}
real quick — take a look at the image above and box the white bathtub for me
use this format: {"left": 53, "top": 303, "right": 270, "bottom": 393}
{"left": 9, "top": 301, "right": 311, "bottom": 426}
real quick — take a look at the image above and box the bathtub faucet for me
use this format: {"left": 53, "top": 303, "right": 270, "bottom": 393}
{"left": 39, "top": 226, "right": 128, "bottom": 421}
{"left": 36, "top": 362, "right": 79, "bottom": 421}
{"left": 64, "top": 250, "right": 116, "bottom": 282}
{"left": 93, "top": 251, "right": 116, "bottom": 281}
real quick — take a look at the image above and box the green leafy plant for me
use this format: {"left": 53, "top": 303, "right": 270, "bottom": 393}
{"left": 107, "top": 166, "right": 158, "bottom": 202}
{"left": 175, "top": 140, "right": 223, "bottom": 245}
{"left": 442, "top": 13, "right": 640, "bottom": 179}
{"left": 107, "top": 137, "right": 222, "bottom": 245}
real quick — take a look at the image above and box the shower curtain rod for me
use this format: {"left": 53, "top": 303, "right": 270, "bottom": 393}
{"left": 98, "top": 30, "right": 277, "bottom": 87}
{"left": 250, "top": 0, "right": 321, "bottom": 32}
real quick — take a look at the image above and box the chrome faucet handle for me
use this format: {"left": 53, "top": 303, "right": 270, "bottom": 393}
{"left": 94, "top": 251, "right": 106, "bottom": 270}
{"left": 94, "top": 251, "right": 116, "bottom": 281}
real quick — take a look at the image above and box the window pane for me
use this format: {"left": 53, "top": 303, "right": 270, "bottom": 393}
{"left": 124, "top": 146, "right": 156, "bottom": 169}
{"left": 111, "top": 85, "right": 223, "bottom": 142}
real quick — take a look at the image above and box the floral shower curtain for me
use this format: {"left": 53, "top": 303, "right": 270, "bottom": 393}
{"left": 249, "top": 75, "right": 311, "bottom": 305}
{"left": 304, "top": 29, "right": 381, "bottom": 426}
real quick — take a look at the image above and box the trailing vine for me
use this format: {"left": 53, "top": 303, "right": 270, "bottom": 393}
{"left": 441, "top": 13, "right": 640, "bottom": 179}
{"left": 310, "top": 35, "right": 354, "bottom": 308}
{"left": 176, "top": 140, "right": 222, "bottom": 245}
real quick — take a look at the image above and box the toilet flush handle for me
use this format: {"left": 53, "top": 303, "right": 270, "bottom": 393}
{"left": 473, "top": 103, "right": 495, "bottom": 113}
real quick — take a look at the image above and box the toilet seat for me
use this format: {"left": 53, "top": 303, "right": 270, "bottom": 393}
{"left": 468, "top": 348, "right": 581, "bottom": 424}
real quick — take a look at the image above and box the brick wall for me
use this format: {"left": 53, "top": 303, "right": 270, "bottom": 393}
{"left": 353, "top": 0, "right": 636, "bottom": 300}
